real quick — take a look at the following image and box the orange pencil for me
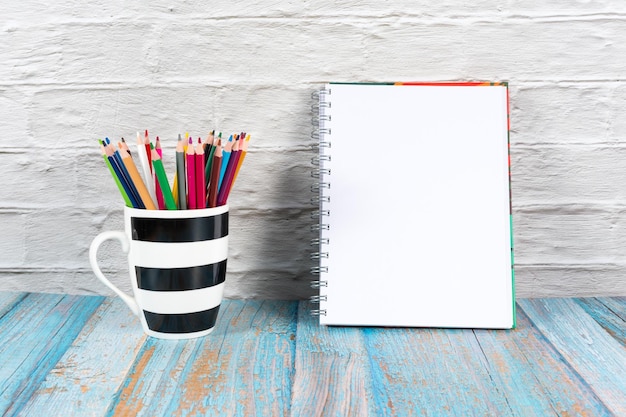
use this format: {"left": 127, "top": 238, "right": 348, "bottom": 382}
{"left": 119, "top": 137, "right": 132, "bottom": 158}
{"left": 119, "top": 146, "right": 157, "bottom": 210}
{"left": 232, "top": 134, "right": 251, "bottom": 186}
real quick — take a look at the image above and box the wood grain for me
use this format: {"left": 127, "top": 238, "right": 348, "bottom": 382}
{"left": 0, "top": 294, "right": 624, "bottom": 416}
{"left": 18, "top": 297, "right": 147, "bottom": 416}
{"left": 107, "top": 300, "right": 297, "bottom": 417}
{"left": 474, "top": 308, "right": 612, "bottom": 416}
{"left": 519, "top": 298, "right": 626, "bottom": 416}
{"left": 0, "top": 293, "right": 103, "bottom": 416}
{"left": 291, "top": 302, "right": 375, "bottom": 416}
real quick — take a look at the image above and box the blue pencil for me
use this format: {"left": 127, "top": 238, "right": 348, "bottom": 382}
{"left": 107, "top": 139, "right": 144, "bottom": 209}
{"left": 105, "top": 148, "right": 140, "bottom": 208}
{"left": 218, "top": 135, "right": 234, "bottom": 192}
{"left": 105, "top": 138, "right": 144, "bottom": 208}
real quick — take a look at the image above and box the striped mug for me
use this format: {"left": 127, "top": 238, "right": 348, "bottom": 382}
{"left": 89, "top": 205, "right": 228, "bottom": 339}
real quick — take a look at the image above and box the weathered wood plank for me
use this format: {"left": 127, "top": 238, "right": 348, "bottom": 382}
{"left": 361, "top": 326, "right": 512, "bottom": 416}
{"left": 291, "top": 302, "right": 376, "bottom": 416}
{"left": 0, "top": 291, "right": 26, "bottom": 318}
{"left": 473, "top": 308, "right": 612, "bottom": 416}
{"left": 575, "top": 297, "right": 626, "bottom": 347}
{"left": 106, "top": 300, "right": 297, "bottom": 416}
{"left": 596, "top": 296, "right": 626, "bottom": 320}
{"left": 519, "top": 298, "right": 626, "bottom": 416}
{"left": 0, "top": 293, "right": 103, "bottom": 416}
{"left": 17, "top": 297, "right": 147, "bottom": 416}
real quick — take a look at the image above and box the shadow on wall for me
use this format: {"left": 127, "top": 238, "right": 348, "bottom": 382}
{"left": 225, "top": 90, "right": 317, "bottom": 300}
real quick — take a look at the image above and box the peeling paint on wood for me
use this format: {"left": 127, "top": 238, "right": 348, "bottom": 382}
{"left": 0, "top": 296, "right": 624, "bottom": 414}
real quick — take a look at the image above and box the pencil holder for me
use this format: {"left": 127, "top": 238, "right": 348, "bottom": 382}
{"left": 89, "top": 205, "right": 228, "bottom": 339}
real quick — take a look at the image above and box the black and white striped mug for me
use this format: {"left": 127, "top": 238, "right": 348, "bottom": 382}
{"left": 89, "top": 205, "right": 228, "bottom": 339}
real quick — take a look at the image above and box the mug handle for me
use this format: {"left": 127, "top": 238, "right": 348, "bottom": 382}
{"left": 89, "top": 231, "right": 140, "bottom": 316}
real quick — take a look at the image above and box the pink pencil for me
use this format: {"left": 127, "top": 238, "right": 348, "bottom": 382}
{"left": 195, "top": 138, "right": 206, "bottom": 208}
{"left": 186, "top": 137, "right": 196, "bottom": 209}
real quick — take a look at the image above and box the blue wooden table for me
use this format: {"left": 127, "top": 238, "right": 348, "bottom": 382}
{"left": 0, "top": 292, "right": 624, "bottom": 416}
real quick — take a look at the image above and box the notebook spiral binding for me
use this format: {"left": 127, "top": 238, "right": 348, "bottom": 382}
{"left": 310, "top": 87, "right": 331, "bottom": 317}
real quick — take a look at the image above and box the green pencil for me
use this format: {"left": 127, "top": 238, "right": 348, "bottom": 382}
{"left": 99, "top": 140, "right": 132, "bottom": 207}
{"left": 150, "top": 144, "right": 177, "bottom": 210}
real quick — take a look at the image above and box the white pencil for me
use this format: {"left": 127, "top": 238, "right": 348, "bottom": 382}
{"left": 136, "top": 131, "right": 157, "bottom": 204}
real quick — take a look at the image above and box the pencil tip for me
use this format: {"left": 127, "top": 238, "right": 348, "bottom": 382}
{"left": 178, "top": 134, "right": 182, "bottom": 141}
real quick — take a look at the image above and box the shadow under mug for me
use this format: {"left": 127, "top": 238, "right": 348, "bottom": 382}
{"left": 89, "top": 205, "right": 229, "bottom": 339}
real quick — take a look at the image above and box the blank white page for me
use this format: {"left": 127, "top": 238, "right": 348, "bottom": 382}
{"left": 318, "top": 82, "right": 514, "bottom": 328}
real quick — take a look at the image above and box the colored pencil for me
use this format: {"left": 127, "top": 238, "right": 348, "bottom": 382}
{"left": 195, "top": 138, "right": 206, "bottom": 208}
{"left": 207, "top": 143, "right": 222, "bottom": 208}
{"left": 232, "top": 134, "right": 251, "bottom": 188}
{"left": 203, "top": 131, "right": 213, "bottom": 167}
{"left": 119, "top": 146, "right": 157, "bottom": 210}
{"left": 136, "top": 132, "right": 156, "bottom": 204}
{"left": 175, "top": 136, "right": 187, "bottom": 210}
{"left": 150, "top": 145, "right": 176, "bottom": 210}
{"left": 100, "top": 141, "right": 132, "bottom": 207}
{"left": 186, "top": 137, "right": 196, "bottom": 209}
{"left": 154, "top": 136, "right": 165, "bottom": 209}
{"left": 119, "top": 137, "right": 131, "bottom": 158}
{"left": 172, "top": 171, "right": 179, "bottom": 207}
{"left": 103, "top": 141, "right": 141, "bottom": 208}
{"left": 99, "top": 129, "right": 249, "bottom": 210}
{"left": 144, "top": 130, "right": 152, "bottom": 171}
{"left": 217, "top": 138, "right": 240, "bottom": 206}
{"left": 205, "top": 132, "right": 221, "bottom": 188}
{"left": 105, "top": 138, "right": 144, "bottom": 209}
{"left": 218, "top": 135, "right": 234, "bottom": 191}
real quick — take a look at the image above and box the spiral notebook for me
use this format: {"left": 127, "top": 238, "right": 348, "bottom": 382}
{"left": 311, "top": 82, "right": 515, "bottom": 329}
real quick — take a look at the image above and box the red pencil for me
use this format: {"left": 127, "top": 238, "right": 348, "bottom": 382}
{"left": 195, "top": 138, "right": 206, "bottom": 208}
{"left": 144, "top": 130, "right": 152, "bottom": 172}
{"left": 186, "top": 137, "right": 196, "bottom": 209}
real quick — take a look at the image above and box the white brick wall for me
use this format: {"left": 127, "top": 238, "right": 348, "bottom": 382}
{"left": 1, "top": 1, "right": 626, "bottom": 298}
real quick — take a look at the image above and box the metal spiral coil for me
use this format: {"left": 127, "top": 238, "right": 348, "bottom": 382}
{"left": 311, "top": 168, "right": 331, "bottom": 179}
{"left": 310, "top": 309, "right": 327, "bottom": 316}
{"left": 311, "top": 237, "right": 330, "bottom": 246}
{"left": 310, "top": 223, "right": 330, "bottom": 232}
{"left": 310, "top": 86, "right": 331, "bottom": 316}
{"left": 310, "top": 266, "right": 329, "bottom": 275}
{"left": 310, "top": 295, "right": 328, "bottom": 303}
{"left": 310, "top": 280, "right": 328, "bottom": 289}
